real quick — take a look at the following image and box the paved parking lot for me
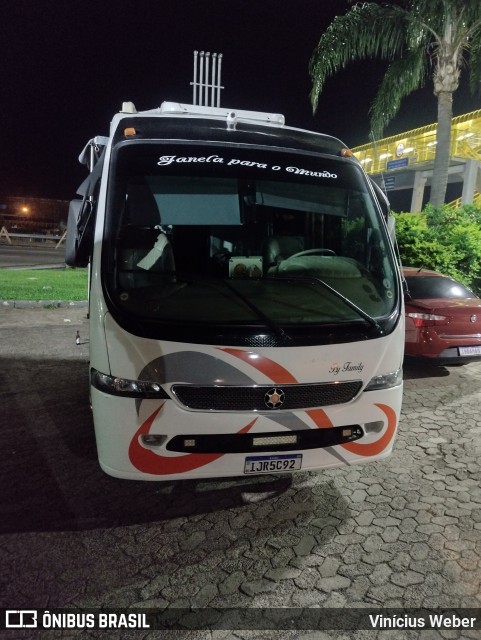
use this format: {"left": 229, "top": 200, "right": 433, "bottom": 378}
{"left": 1, "top": 306, "right": 480, "bottom": 639}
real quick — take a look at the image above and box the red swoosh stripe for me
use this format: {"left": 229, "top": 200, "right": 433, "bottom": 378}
{"left": 128, "top": 404, "right": 257, "bottom": 475}
{"left": 221, "top": 350, "right": 395, "bottom": 455}
{"left": 128, "top": 350, "right": 397, "bottom": 475}
{"left": 306, "top": 408, "right": 334, "bottom": 429}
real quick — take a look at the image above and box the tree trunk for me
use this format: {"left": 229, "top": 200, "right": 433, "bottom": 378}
{"left": 430, "top": 92, "right": 453, "bottom": 207}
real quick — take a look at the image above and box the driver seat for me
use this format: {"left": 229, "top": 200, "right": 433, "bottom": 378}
{"left": 263, "top": 236, "right": 304, "bottom": 273}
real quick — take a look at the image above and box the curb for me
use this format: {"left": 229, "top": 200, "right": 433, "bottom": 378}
{"left": 1, "top": 300, "right": 88, "bottom": 309}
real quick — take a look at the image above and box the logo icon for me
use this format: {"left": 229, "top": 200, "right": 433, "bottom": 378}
{"left": 5, "top": 611, "right": 37, "bottom": 628}
{"left": 470, "top": 314, "right": 477, "bottom": 323}
{"left": 264, "top": 388, "right": 285, "bottom": 409}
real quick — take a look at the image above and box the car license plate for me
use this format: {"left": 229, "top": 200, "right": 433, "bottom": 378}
{"left": 244, "top": 454, "right": 302, "bottom": 474}
{"left": 459, "top": 346, "right": 481, "bottom": 356}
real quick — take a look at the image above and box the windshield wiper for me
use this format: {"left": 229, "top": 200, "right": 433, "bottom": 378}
{"left": 169, "top": 271, "right": 292, "bottom": 344}
{"left": 266, "top": 274, "right": 384, "bottom": 336}
{"left": 220, "top": 279, "right": 292, "bottom": 344}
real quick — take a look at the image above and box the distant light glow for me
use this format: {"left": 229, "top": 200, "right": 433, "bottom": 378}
{"left": 456, "top": 132, "right": 474, "bottom": 141}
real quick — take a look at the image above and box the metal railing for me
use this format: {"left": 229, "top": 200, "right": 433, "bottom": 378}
{"left": 446, "top": 191, "right": 481, "bottom": 209}
{"left": 0, "top": 226, "right": 66, "bottom": 248}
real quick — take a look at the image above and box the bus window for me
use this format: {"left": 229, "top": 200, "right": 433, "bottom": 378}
{"left": 104, "top": 145, "right": 397, "bottom": 343}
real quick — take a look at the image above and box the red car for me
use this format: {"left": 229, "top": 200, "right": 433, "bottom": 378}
{"left": 403, "top": 267, "right": 481, "bottom": 365}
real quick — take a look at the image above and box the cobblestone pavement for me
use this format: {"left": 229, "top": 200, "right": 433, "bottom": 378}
{"left": 1, "top": 307, "right": 481, "bottom": 639}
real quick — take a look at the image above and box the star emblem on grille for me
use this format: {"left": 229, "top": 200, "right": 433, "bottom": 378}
{"left": 264, "top": 388, "right": 285, "bottom": 409}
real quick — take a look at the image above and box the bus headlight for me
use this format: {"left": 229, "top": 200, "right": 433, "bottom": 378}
{"left": 364, "top": 368, "right": 402, "bottom": 391}
{"left": 91, "top": 368, "right": 169, "bottom": 398}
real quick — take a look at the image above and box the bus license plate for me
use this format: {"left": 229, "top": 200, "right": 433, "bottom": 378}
{"left": 459, "top": 346, "right": 481, "bottom": 356}
{"left": 244, "top": 454, "right": 302, "bottom": 475}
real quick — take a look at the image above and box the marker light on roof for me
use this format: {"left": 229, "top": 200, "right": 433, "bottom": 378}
{"left": 121, "top": 101, "right": 137, "bottom": 113}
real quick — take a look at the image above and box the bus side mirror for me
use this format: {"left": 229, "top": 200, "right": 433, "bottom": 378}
{"left": 65, "top": 198, "right": 95, "bottom": 267}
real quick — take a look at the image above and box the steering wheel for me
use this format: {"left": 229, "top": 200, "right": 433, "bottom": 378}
{"left": 288, "top": 248, "right": 336, "bottom": 259}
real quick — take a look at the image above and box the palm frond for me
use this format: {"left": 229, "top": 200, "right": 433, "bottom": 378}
{"left": 309, "top": 3, "right": 409, "bottom": 111}
{"left": 369, "top": 48, "right": 427, "bottom": 137}
{"left": 455, "top": 0, "right": 481, "bottom": 31}
{"left": 406, "top": 0, "right": 447, "bottom": 39}
{"left": 468, "top": 38, "right": 481, "bottom": 95}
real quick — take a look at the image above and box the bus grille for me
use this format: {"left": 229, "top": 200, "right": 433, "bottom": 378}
{"left": 171, "top": 381, "right": 362, "bottom": 412}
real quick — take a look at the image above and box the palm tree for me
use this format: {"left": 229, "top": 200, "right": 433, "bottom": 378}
{"left": 310, "top": 0, "right": 481, "bottom": 206}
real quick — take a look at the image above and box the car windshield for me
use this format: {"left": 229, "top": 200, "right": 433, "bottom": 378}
{"left": 405, "top": 275, "right": 477, "bottom": 300}
{"left": 103, "top": 142, "right": 399, "bottom": 342}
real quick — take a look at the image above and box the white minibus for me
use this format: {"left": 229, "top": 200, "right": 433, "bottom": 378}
{"left": 66, "top": 101, "right": 403, "bottom": 480}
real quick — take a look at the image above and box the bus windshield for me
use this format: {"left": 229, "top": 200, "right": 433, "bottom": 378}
{"left": 103, "top": 143, "right": 399, "bottom": 344}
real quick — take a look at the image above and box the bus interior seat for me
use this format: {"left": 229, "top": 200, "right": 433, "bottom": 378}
{"left": 263, "top": 236, "right": 305, "bottom": 273}
{"left": 118, "top": 182, "right": 175, "bottom": 287}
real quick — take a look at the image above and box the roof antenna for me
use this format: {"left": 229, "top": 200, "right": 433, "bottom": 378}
{"left": 191, "top": 51, "right": 224, "bottom": 107}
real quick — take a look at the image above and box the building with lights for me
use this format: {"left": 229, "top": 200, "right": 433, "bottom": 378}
{"left": 352, "top": 109, "right": 481, "bottom": 212}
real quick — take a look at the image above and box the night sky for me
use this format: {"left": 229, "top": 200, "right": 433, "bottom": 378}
{"left": 1, "top": 0, "right": 480, "bottom": 201}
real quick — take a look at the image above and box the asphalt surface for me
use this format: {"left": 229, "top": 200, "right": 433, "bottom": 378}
{"left": 1, "top": 307, "right": 481, "bottom": 639}
{"left": 0, "top": 242, "right": 66, "bottom": 268}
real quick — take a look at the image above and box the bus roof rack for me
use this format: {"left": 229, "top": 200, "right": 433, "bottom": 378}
{"left": 158, "top": 101, "right": 285, "bottom": 127}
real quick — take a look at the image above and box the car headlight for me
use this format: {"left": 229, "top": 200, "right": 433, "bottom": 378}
{"left": 364, "top": 368, "right": 402, "bottom": 391}
{"left": 91, "top": 368, "right": 169, "bottom": 398}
